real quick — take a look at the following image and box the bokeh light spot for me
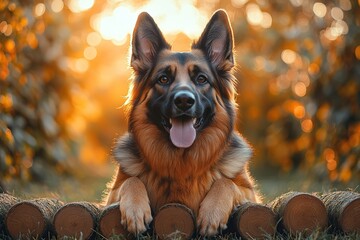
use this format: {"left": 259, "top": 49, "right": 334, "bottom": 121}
{"left": 51, "top": 0, "right": 64, "bottom": 13}
{"left": 87, "top": 32, "right": 102, "bottom": 46}
{"left": 301, "top": 119, "right": 313, "bottom": 133}
{"left": 34, "top": 3, "right": 46, "bottom": 17}
{"left": 261, "top": 12, "right": 272, "bottom": 28}
{"left": 231, "top": 0, "right": 248, "bottom": 8}
{"left": 293, "top": 82, "right": 307, "bottom": 97}
{"left": 294, "top": 105, "right": 305, "bottom": 119}
{"left": 246, "top": 3, "right": 263, "bottom": 26}
{"left": 281, "top": 49, "right": 297, "bottom": 65}
{"left": 313, "top": 2, "right": 327, "bottom": 18}
{"left": 355, "top": 45, "right": 360, "bottom": 60}
{"left": 331, "top": 7, "right": 344, "bottom": 20}
{"left": 84, "top": 46, "right": 97, "bottom": 60}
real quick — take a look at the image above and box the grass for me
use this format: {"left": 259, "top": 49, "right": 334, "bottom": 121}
{"left": 103, "top": 231, "right": 360, "bottom": 240}
{"left": 1, "top": 225, "right": 359, "bottom": 240}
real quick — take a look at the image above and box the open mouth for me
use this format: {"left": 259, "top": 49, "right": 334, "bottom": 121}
{"left": 161, "top": 116, "right": 203, "bottom": 148}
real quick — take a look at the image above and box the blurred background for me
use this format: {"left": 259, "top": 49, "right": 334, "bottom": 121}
{"left": 0, "top": 0, "right": 359, "bottom": 202}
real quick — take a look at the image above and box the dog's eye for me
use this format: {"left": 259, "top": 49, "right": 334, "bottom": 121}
{"left": 158, "top": 75, "right": 170, "bottom": 85}
{"left": 196, "top": 75, "right": 208, "bottom": 85}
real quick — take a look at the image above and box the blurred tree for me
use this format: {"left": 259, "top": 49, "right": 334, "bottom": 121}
{"left": 0, "top": 0, "right": 359, "bottom": 187}
{"left": 0, "top": 0, "right": 77, "bottom": 182}
{"left": 219, "top": 0, "right": 360, "bottom": 182}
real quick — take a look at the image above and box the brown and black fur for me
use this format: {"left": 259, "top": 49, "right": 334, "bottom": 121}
{"left": 105, "top": 10, "right": 260, "bottom": 236}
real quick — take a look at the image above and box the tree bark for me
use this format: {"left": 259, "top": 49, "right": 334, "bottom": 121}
{"left": 0, "top": 194, "right": 19, "bottom": 233}
{"left": 319, "top": 191, "right": 360, "bottom": 234}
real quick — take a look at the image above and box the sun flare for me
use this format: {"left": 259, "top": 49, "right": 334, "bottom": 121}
{"left": 90, "top": 0, "right": 208, "bottom": 45}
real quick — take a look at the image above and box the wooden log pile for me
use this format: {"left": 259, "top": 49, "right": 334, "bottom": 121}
{"left": 0, "top": 191, "right": 359, "bottom": 239}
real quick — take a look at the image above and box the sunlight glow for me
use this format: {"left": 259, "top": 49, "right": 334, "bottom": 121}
{"left": 68, "top": 0, "right": 94, "bottom": 13}
{"left": 92, "top": 0, "right": 208, "bottom": 45}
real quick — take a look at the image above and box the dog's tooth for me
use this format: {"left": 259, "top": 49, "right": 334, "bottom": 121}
{"left": 193, "top": 118, "right": 196, "bottom": 124}
{"left": 169, "top": 118, "right": 172, "bottom": 124}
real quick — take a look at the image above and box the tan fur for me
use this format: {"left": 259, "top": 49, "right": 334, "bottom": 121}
{"left": 105, "top": 10, "right": 259, "bottom": 236}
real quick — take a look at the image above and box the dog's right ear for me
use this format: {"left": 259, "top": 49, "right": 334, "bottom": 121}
{"left": 131, "top": 12, "right": 170, "bottom": 72}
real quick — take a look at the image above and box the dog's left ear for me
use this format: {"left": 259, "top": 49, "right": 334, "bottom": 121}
{"left": 192, "top": 10, "right": 234, "bottom": 71}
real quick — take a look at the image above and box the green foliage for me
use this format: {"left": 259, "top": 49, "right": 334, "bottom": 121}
{"left": 0, "top": 0, "right": 76, "bottom": 182}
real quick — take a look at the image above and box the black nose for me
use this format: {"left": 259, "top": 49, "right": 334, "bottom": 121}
{"left": 174, "top": 91, "right": 195, "bottom": 111}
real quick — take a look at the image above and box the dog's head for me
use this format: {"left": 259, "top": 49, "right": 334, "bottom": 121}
{"left": 127, "top": 10, "right": 237, "bottom": 150}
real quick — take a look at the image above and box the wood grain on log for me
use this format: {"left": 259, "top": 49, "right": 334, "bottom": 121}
{"left": 53, "top": 201, "right": 100, "bottom": 239}
{"left": 154, "top": 203, "right": 195, "bottom": 239}
{"left": 5, "top": 198, "right": 63, "bottom": 239}
{"left": 268, "top": 192, "right": 327, "bottom": 235}
{"left": 99, "top": 202, "right": 130, "bottom": 238}
{"left": 229, "top": 202, "right": 276, "bottom": 239}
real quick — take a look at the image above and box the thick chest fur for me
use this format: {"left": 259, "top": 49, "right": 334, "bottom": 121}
{"left": 140, "top": 171, "right": 216, "bottom": 214}
{"left": 112, "top": 132, "right": 252, "bottom": 212}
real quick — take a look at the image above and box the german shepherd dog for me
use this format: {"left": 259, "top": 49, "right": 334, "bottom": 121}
{"left": 106, "top": 9, "right": 259, "bottom": 236}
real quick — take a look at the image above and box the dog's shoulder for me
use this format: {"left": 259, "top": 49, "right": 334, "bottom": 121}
{"left": 216, "top": 133, "right": 253, "bottom": 178}
{"left": 113, "top": 133, "right": 145, "bottom": 176}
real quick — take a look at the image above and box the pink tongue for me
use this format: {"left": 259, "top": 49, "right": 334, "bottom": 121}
{"left": 170, "top": 118, "right": 196, "bottom": 148}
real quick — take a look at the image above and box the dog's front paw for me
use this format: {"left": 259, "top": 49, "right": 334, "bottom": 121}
{"left": 119, "top": 198, "right": 153, "bottom": 235}
{"left": 197, "top": 201, "right": 230, "bottom": 236}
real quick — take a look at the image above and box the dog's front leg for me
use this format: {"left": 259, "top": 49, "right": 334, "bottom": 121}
{"left": 110, "top": 176, "right": 152, "bottom": 235}
{"left": 197, "top": 177, "right": 256, "bottom": 236}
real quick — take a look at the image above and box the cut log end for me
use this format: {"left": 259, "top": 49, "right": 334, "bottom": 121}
{"left": 5, "top": 202, "right": 46, "bottom": 239}
{"left": 340, "top": 198, "right": 360, "bottom": 233}
{"left": 282, "top": 193, "right": 327, "bottom": 234}
{"left": 99, "top": 203, "right": 128, "bottom": 238}
{"left": 154, "top": 203, "right": 195, "bottom": 240}
{"left": 236, "top": 204, "right": 276, "bottom": 239}
{"left": 53, "top": 203, "right": 98, "bottom": 239}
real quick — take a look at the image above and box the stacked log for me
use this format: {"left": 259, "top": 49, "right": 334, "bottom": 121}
{"left": 268, "top": 192, "right": 328, "bottom": 235}
{"left": 0, "top": 191, "right": 359, "bottom": 238}
{"left": 153, "top": 203, "right": 196, "bottom": 239}
{"left": 98, "top": 202, "right": 130, "bottom": 238}
{"left": 5, "top": 198, "right": 63, "bottom": 239}
{"left": 228, "top": 202, "right": 276, "bottom": 239}
{"left": 320, "top": 191, "right": 360, "bottom": 234}
{"left": 0, "top": 194, "right": 19, "bottom": 233}
{"left": 53, "top": 202, "right": 100, "bottom": 239}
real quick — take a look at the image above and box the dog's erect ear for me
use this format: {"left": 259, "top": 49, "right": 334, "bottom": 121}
{"left": 131, "top": 12, "right": 170, "bottom": 72}
{"left": 192, "top": 10, "right": 234, "bottom": 71}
